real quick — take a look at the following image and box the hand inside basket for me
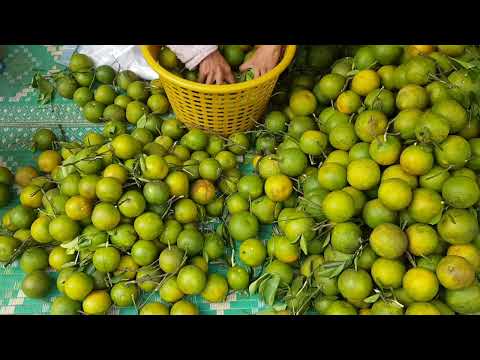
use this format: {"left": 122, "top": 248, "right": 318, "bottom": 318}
{"left": 196, "top": 45, "right": 284, "bottom": 84}
{"left": 239, "top": 45, "right": 284, "bottom": 79}
{"left": 198, "top": 50, "right": 235, "bottom": 85}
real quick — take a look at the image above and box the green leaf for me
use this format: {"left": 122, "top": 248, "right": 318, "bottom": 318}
{"left": 450, "top": 57, "right": 478, "bottom": 70}
{"left": 52, "top": 71, "right": 67, "bottom": 81}
{"left": 245, "top": 68, "right": 255, "bottom": 81}
{"left": 61, "top": 261, "right": 77, "bottom": 269}
{"left": 321, "top": 233, "right": 331, "bottom": 250}
{"left": 346, "top": 69, "right": 359, "bottom": 77}
{"left": 84, "top": 262, "right": 96, "bottom": 275}
{"left": 363, "top": 293, "right": 381, "bottom": 304}
{"left": 248, "top": 273, "right": 270, "bottom": 295}
{"left": 258, "top": 275, "right": 269, "bottom": 298}
{"left": 357, "top": 105, "right": 367, "bottom": 114}
{"left": 109, "top": 274, "right": 128, "bottom": 284}
{"left": 290, "top": 234, "right": 301, "bottom": 244}
{"left": 428, "top": 209, "right": 443, "bottom": 225}
{"left": 300, "top": 235, "right": 308, "bottom": 255}
{"left": 261, "top": 274, "right": 281, "bottom": 306}
{"left": 31, "top": 73, "right": 39, "bottom": 88}
{"left": 61, "top": 237, "right": 80, "bottom": 250}
{"left": 329, "top": 262, "right": 348, "bottom": 278}
{"left": 290, "top": 275, "right": 305, "bottom": 295}
{"left": 202, "top": 249, "right": 209, "bottom": 264}
{"left": 136, "top": 114, "right": 148, "bottom": 129}
{"left": 31, "top": 73, "right": 55, "bottom": 105}
{"left": 316, "top": 261, "right": 345, "bottom": 279}
{"left": 139, "top": 155, "right": 147, "bottom": 174}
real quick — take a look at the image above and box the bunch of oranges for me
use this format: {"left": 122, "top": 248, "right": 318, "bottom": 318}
{"left": 1, "top": 44, "right": 480, "bottom": 315}
{"left": 248, "top": 44, "right": 480, "bottom": 315}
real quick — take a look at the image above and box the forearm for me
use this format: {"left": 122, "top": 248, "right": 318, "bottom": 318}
{"left": 166, "top": 45, "right": 218, "bottom": 70}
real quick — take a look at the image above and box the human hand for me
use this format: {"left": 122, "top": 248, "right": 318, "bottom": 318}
{"left": 198, "top": 50, "right": 235, "bottom": 84}
{"left": 239, "top": 45, "right": 284, "bottom": 78}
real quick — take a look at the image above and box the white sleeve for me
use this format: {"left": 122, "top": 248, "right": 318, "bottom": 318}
{"left": 76, "top": 45, "right": 158, "bottom": 80}
{"left": 166, "top": 45, "right": 218, "bottom": 70}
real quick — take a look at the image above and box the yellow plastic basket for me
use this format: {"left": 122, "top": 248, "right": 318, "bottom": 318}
{"left": 141, "top": 45, "right": 297, "bottom": 136}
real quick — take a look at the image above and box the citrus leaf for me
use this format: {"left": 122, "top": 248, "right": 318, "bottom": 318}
{"left": 329, "top": 262, "right": 347, "bottom": 278}
{"left": 245, "top": 68, "right": 255, "bottom": 81}
{"left": 300, "top": 235, "right": 308, "bottom": 255}
{"left": 32, "top": 73, "right": 55, "bottom": 105}
{"left": 261, "top": 274, "right": 281, "bottom": 306}
{"left": 450, "top": 57, "right": 478, "bottom": 70}
{"left": 61, "top": 237, "right": 80, "bottom": 250}
{"left": 61, "top": 261, "right": 77, "bottom": 269}
{"left": 290, "top": 275, "right": 305, "bottom": 295}
{"left": 139, "top": 155, "right": 147, "bottom": 174}
{"left": 321, "top": 233, "right": 331, "bottom": 250}
{"left": 290, "top": 234, "right": 301, "bottom": 244}
{"left": 258, "top": 276, "right": 269, "bottom": 298}
{"left": 248, "top": 273, "right": 270, "bottom": 295}
{"left": 31, "top": 73, "right": 40, "bottom": 88}
{"left": 136, "top": 114, "right": 148, "bottom": 129}
{"left": 363, "top": 293, "right": 381, "bottom": 304}
{"left": 428, "top": 210, "right": 443, "bottom": 225}
{"left": 84, "top": 262, "right": 96, "bottom": 275}
{"left": 109, "top": 274, "right": 128, "bottom": 284}
{"left": 202, "top": 249, "right": 209, "bottom": 264}
{"left": 316, "top": 261, "right": 345, "bottom": 279}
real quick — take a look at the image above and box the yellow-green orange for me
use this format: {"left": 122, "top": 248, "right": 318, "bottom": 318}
{"left": 400, "top": 145, "right": 433, "bottom": 176}
{"left": 347, "top": 159, "right": 380, "bottom": 190}
{"left": 351, "top": 70, "right": 380, "bottom": 96}
{"left": 403, "top": 267, "right": 439, "bottom": 302}
{"left": 378, "top": 178, "right": 412, "bottom": 211}
{"left": 436, "top": 255, "right": 475, "bottom": 290}
{"left": 406, "top": 223, "right": 439, "bottom": 256}
{"left": 371, "top": 258, "right": 405, "bottom": 289}
{"left": 264, "top": 175, "right": 292, "bottom": 202}
{"left": 407, "top": 188, "right": 443, "bottom": 224}
{"left": 447, "top": 244, "right": 480, "bottom": 272}
{"left": 437, "top": 208, "right": 478, "bottom": 245}
{"left": 322, "top": 190, "right": 355, "bottom": 223}
{"left": 369, "top": 223, "right": 407, "bottom": 259}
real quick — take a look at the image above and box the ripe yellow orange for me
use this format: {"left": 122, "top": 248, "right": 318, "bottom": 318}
{"left": 38, "top": 150, "right": 62, "bottom": 173}
{"left": 65, "top": 195, "right": 93, "bottom": 221}
{"left": 351, "top": 70, "right": 380, "bottom": 96}
{"left": 103, "top": 164, "right": 129, "bottom": 184}
{"left": 447, "top": 244, "right": 480, "bottom": 272}
{"left": 407, "top": 45, "right": 435, "bottom": 57}
{"left": 265, "top": 175, "right": 293, "bottom": 202}
{"left": 336, "top": 90, "right": 362, "bottom": 114}
{"left": 403, "top": 267, "right": 439, "bottom": 302}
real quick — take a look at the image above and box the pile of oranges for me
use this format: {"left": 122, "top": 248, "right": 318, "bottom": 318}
{"left": 1, "top": 44, "right": 480, "bottom": 315}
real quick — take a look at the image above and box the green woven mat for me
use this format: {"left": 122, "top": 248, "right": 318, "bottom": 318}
{"left": 0, "top": 45, "right": 270, "bottom": 315}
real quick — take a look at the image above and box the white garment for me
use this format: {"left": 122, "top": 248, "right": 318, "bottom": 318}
{"left": 74, "top": 45, "right": 217, "bottom": 80}
{"left": 76, "top": 45, "right": 158, "bottom": 80}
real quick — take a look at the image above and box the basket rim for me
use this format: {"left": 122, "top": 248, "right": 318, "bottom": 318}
{"left": 141, "top": 45, "right": 297, "bottom": 94}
